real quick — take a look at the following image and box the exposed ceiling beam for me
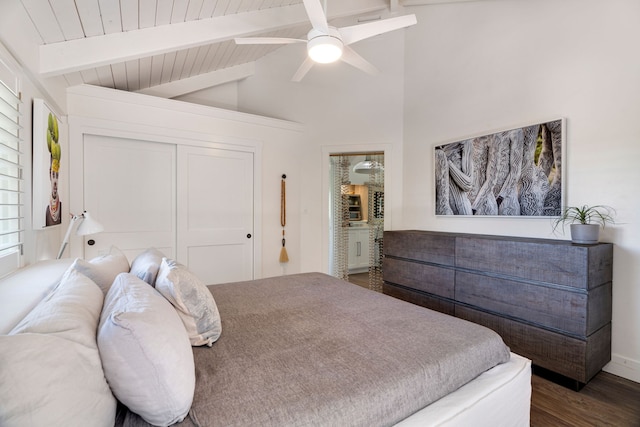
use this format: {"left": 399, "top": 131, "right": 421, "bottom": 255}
{"left": 39, "top": 0, "right": 389, "bottom": 77}
{"left": 39, "top": 6, "right": 306, "bottom": 77}
{"left": 136, "top": 62, "right": 255, "bottom": 98}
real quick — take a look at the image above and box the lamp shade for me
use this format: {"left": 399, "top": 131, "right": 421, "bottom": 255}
{"left": 76, "top": 211, "right": 104, "bottom": 236}
{"left": 57, "top": 211, "right": 105, "bottom": 259}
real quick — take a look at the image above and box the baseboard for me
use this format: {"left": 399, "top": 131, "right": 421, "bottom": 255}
{"left": 603, "top": 354, "right": 640, "bottom": 383}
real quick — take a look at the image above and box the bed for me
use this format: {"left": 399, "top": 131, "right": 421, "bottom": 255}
{"left": 117, "top": 271, "right": 530, "bottom": 427}
{"left": 0, "top": 254, "right": 530, "bottom": 427}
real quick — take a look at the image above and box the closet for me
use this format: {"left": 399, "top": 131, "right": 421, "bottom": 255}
{"left": 82, "top": 134, "right": 254, "bottom": 285}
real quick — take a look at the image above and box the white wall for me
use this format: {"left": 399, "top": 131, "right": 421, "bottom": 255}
{"left": 402, "top": 0, "right": 640, "bottom": 382}
{"left": 0, "top": 44, "right": 65, "bottom": 264}
{"left": 173, "top": 82, "right": 240, "bottom": 111}
{"left": 236, "top": 28, "right": 407, "bottom": 274}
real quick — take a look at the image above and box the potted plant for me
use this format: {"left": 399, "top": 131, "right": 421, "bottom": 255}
{"left": 553, "top": 205, "right": 615, "bottom": 244}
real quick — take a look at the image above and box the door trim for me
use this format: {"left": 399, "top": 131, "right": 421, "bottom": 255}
{"left": 320, "top": 143, "right": 399, "bottom": 275}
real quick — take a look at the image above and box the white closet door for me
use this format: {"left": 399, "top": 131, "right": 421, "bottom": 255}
{"left": 83, "top": 135, "right": 177, "bottom": 260}
{"left": 177, "top": 145, "right": 254, "bottom": 285}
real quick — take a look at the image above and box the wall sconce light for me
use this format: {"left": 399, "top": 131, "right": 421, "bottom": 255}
{"left": 56, "top": 211, "right": 104, "bottom": 259}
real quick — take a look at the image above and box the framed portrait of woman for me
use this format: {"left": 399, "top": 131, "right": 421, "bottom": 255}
{"left": 33, "top": 98, "right": 62, "bottom": 229}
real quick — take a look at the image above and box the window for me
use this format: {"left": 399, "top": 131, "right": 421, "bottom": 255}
{"left": 0, "top": 55, "right": 23, "bottom": 276}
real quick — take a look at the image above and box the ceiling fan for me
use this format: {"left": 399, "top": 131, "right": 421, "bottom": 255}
{"left": 234, "top": 0, "right": 417, "bottom": 82}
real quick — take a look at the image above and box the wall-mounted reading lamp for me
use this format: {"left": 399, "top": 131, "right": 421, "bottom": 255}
{"left": 56, "top": 211, "right": 104, "bottom": 259}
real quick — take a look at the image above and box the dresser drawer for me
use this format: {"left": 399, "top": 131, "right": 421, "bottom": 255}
{"left": 383, "top": 282, "right": 455, "bottom": 316}
{"left": 383, "top": 230, "right": 456, "bottom": 266}
{"left": 456, "top": 237, "right": 613, "bottom": 290}
{"left": 456, "top": 305, "right": 611, "bottom": 383}
{"left": 383, "top": 257, "right": 454, "bottom": 300}
{"left": 456, "top": 271, "right": 584, "bottom": 335}
{"left": 456, "top": 271, "right": 611, "bottom": 337}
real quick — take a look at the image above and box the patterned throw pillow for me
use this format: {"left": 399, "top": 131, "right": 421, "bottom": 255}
{"left": 155, "top": 258, "right": 222, "bottom": 347}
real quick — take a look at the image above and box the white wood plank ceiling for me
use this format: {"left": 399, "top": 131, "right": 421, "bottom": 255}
{"left": 20, "top": 0, "right": 396, "bottom": 97}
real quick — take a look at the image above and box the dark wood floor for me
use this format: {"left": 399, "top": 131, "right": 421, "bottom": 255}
{"left": 348, "top": 272, "right": 371, "bottom": 289}
{"left": 531, "top": 370, "right": 640, "bottom": 426}
{"left": 347, "top": 273, "right": 640, "bottom": 426}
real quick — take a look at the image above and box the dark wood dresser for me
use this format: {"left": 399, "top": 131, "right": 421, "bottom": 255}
{"left": 382, "top": 230, "right": 613, "bottom": 386}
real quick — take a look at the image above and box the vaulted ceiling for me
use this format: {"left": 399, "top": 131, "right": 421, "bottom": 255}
{"left": 19, "top": 0, "right": 421, "bottom": 99}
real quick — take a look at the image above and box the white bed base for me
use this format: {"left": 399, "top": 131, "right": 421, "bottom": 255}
{"left": 395, "top": 352, "right": 531, "bottom": 426}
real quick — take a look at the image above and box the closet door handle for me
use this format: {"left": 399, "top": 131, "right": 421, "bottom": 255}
{"left": 247, "top": 234, "right": 252, "bottom": 239}
{"left": 357, "top": 242, "right": 361, "bottom": 257}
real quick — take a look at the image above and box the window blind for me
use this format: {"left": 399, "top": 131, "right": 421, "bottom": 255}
{"left": 0, "top": 60, "right": 23, "bottom": 274}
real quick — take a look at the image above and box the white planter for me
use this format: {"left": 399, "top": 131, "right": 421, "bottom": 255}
{"left": 570, "top": 224, "right": 600, "bottom": 244}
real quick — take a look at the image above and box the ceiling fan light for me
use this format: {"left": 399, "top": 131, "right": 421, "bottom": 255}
{"left": 308, "top": 36, "right": 343, "bottom": 64}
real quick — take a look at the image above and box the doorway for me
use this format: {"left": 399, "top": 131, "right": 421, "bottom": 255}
{"left": 329, "top": 152, "right": 384, "bottom": 292}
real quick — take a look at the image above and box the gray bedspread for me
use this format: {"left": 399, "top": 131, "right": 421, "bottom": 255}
{"left": 116, "top": 272, "right": 510, "bottom": 427}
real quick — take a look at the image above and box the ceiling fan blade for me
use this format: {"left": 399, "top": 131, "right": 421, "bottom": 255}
{"left": 340, "top": 46, "right": 379, "bottom": 76}
{"left": 234, "top": 37, "right": 305, "bottom": 45}
{"left": 291, "top": 56, "right": 315, "bottom": 82}
{"left": 339, "top": 14, "right": 417, "bottom": 46}
{"left": 303, "top": 0, "right": 329, "bottom": 32}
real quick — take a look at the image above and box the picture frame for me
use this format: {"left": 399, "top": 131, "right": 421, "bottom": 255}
{"left": 32, "top": 98, "right": 62, "bottom": 229}
{"left": 434, "top": 118, "right": 565, "bottom": 217}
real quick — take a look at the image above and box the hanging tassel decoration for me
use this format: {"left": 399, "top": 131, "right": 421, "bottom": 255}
{"left": 279, "top": 174, "right": 289, "bottom": 263}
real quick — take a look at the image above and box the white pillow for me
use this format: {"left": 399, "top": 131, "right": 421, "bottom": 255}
{"left": 71, "top": 246, "right": 130, "bottom": 294}
{"left": 155, "top": 258, "right": 222, "bottom": 347}
{"left": 0, "top": 258, "right": 74, "bottom": 334}
{"left": 2, "top": 268, "right": 116, "bottom": 427}
{"left": 98, "top": 273, "right": 195, "bottom": 426}
{"left": 10, "top": 267, "right": 105, "bottom": 346}
{"left": 0, "top": 334, "right": 116, "bottom": 427}
{"left": 129, "top": 247, "right": 165, "bottom": 285}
